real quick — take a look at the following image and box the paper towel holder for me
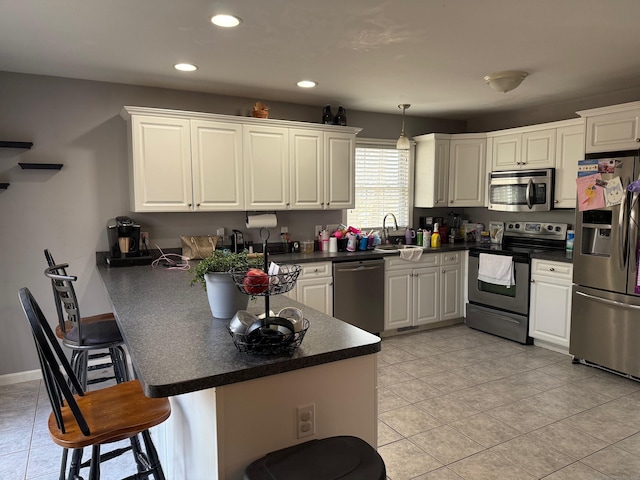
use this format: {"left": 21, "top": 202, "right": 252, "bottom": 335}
{"left": 245, "top": 211, "right": 278, "bottom": 229}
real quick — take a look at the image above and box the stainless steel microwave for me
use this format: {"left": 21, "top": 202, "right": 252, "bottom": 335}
{"left": 488, "top": 168, "right": 555, "bottom": 212}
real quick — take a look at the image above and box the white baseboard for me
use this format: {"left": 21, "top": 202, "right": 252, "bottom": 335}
{"left": 0, "top": 351, "right": 132, "bottom": 387}
{"left": 0, "top": 369, "right": 42, "bottom": 386}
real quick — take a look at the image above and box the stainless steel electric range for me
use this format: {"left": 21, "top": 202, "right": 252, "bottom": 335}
{"left": 467, "top": 221, "right": 568, "bottom": 344}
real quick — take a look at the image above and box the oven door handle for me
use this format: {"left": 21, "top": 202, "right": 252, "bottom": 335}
{"left": 526, "top": 178, "right": 533, "bottom": 210}
{"left": 575, "top": 290, "right": 640, "bottom": 311}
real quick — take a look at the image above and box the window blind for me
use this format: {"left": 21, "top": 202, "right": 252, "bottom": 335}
{"left": 347, "top": 146, "right": 410, "bottom": 229}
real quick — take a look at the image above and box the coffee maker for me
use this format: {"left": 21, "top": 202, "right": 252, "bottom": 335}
{"left": 107, "top": 216, "right": 141, "bottom": 258}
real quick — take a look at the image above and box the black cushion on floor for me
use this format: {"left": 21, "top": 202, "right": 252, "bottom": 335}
{"left": 244, "top": 436, "right": 386, "bottom": 480}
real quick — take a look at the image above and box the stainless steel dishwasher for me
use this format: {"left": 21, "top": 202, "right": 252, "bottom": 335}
{"left": 333, "top": 259, "right": 385, "bottom": 334}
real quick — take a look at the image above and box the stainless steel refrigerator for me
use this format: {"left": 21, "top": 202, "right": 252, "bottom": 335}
{"left": 571, "top": 150, "right": 640, "bottom": 377}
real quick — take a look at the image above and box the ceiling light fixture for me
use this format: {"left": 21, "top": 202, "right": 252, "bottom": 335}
{"left": 211, "top": 14, "right": 242, "bottom": 28}
{"left": 297, "top": 80, "right": 317, "bottom": 88}
{"left": 396, "top": 104, "right": 411, "bottom": 150}
{"left": 174, "top": 63, "right": 198, "bottom": 72}
{"left": 484, "top": 70, "right": 529, "bottom": 93}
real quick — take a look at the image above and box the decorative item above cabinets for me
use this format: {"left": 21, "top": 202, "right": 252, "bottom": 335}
{"left": 120, "top": 106, "right": 361, "bottom": 213}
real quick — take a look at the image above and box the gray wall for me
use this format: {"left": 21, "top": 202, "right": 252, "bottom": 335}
{"left": 0, "top": 71, "right": 463, "bottom": 377}
{"left": 467, "top": 86, "right": 640, "bottom": 132}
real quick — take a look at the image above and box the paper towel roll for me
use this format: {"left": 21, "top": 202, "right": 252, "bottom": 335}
{"left": 246, "top": 213, "right": 278, "bottom": 229}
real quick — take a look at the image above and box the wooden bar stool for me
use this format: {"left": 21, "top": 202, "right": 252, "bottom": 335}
{"left": 19, "top": 287, "right": 171, "bottom": 480}
{"left": 44, "top": 249, "right": 129, "bottom": 388}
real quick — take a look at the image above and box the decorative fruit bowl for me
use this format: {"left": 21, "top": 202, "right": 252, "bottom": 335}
{"left": 230, "top": 264, "right": 301, "bottom": 296}
{"left": 227, "top": 317, "right": 310, "bottom": 356}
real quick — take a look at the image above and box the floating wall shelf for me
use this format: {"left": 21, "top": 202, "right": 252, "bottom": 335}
{"left": 18, "top": 162, "right": 63, "bottom": 170}
{"left": 0, "top": 141, "right": 33, "bottom": 149}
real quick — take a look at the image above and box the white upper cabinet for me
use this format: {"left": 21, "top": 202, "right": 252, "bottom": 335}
{"left": 121, "top": 106, "right": 360, "bottom": 212}
{"left": 492, "top": 133, "right": 521, "bottom": 170}
{"left": 191, "top": 120, "right": 244, "bottom": 211}
{"left": 491, "top": 128, "right": 555, "bottom": 171}
{"left": 448, "top": 135, "right": 487, "bottom": 207}
{"left": 554, "top": 121, "right": 584, "bottom": 208}
{"left": 414, "top": 133, "right": 450, "bottom": 208}
{"left": 324, "top": 131, "right": 356, "bottom": 209}
{"left": 243, "top": 125, "right": 290, "bottom": 210}
{"left": 289, "top": 129, "right": 323, "bottom": 209}
{"left": 578, "top": 101, "right": 640, "bottom": 153}
{"left": 128, "top": 115, "right": 193, "bottom": 212}
{"left": 522, "top": 128, "right": 556, "bottom": 168}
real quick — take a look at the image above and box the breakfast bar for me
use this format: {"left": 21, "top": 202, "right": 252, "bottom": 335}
{"left": 97, "top": 263, "right": 381, "bottom": 480}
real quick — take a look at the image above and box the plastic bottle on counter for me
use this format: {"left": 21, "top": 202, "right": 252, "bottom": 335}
{"left": 566, "top": 230, "right": 575, "bottom": 251}
{"left": 431, "top": 223, "right": 441, "bottom": 248}
{"left": 416, "top": 229, "right": 423, "bottom": 246}
{"left": 423, "top": 230, "right": 431, "bottom": 247}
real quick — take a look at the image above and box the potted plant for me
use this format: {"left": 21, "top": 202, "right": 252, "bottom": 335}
{"left": 191, "top": 250, "right": 263, "bottom": 319}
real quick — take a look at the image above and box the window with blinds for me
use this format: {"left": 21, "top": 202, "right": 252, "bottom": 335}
{"left": 347, "top": 145, "right": 410, "bottom": 229}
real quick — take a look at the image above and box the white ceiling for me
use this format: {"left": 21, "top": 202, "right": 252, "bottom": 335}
{"left": 2, "top": 0, "right": 640, "bottom": 120}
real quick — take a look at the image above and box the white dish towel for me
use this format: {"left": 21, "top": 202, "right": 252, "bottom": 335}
{"left": 478, "top": 253, "right": 515, "bottom": 287}
{"left": 399, "top": 248, "right": 423, "bottom": 262}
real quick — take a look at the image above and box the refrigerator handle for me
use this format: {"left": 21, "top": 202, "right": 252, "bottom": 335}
{"left": 526, "top": 178, "right": 533, "bottom": 209}
{"left": 575, "top": 290, "right": 640, "bottom": 311}
{"left": 619, "top": 177, "right": 630, "bottom": 270}
{"left": 632, "top": 190, "right": 640, "bottom": 269}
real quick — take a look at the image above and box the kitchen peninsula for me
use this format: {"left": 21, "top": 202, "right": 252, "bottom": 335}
{"left": 97, "top": 262, "right": 381, "bottom": 480}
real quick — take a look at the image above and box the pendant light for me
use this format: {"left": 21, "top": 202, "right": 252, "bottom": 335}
{"left": 396, "top": 104, "right": 411, "bottom": 150}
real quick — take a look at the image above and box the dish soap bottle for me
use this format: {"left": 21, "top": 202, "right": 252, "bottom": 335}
{"left": 431, "top": 222, "right": 441, "bottom": 248}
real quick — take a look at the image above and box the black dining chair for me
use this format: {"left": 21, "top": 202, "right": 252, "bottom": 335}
{"left": 18, "top": 287, "right": 170, "bottom": 480}
{"left": 44, "top": 249, "right": 129, "bottom": 389}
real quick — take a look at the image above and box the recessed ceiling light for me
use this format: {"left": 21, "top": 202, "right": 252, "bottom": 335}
{"left": 211, "top": 14, "right": 242, "bottom": 28}
{"left": 297, "top": 80, "right": 317, "bottom": 88}
{"left": 174, "top": 63, "right": 198, "bottom": 72}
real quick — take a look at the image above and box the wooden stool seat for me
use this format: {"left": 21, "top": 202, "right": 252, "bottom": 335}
{"left": 48, "top": 379, "right": 170, "bottom": 449}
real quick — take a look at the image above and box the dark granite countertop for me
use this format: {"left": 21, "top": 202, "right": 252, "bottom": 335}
{"left": 97, "top": 263, "right": 381, "bottom": 398}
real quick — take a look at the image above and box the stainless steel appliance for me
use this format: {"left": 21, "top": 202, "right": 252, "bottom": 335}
{"left": 571, "top": 150, "right": 640, "bottom": 378}
{"left": 488, "top": 168, "right": 555, "bottom": 212}
{"left": 230, "top": 229, "right": 245, "bottom": 253}
{"left": 333, "top": 259, "right": 384, "bottom": 334}
{"left": 467, "top": 221, "right": 567, "bottom": 344}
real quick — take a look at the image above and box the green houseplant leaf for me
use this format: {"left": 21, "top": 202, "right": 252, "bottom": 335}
{"left": 191, "top": 249, "right": 263, "bottom": 288}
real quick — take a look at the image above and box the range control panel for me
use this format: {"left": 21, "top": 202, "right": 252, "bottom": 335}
{"left": 504, "top": 221, "right": 567, "bottom": 240}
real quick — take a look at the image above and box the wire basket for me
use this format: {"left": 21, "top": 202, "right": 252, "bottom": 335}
{"left": 230, "top": 265, "right": 301, "bottom": 296}
{"left": 227, "top": 318, "right": 309, "bottom": 356}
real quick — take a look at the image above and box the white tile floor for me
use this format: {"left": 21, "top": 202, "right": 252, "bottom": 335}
{"left": 3, "top": 324, "right": 640, "bottom": 479}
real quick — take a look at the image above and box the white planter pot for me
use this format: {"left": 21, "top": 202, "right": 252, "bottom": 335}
{"left": 204, "top": 272, "right": 249, "bottom": 319}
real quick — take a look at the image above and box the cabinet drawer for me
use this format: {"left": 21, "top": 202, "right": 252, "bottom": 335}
{"left": 531, "top": 259, "right": 573, "bottom": 280}
{"left": 440, "top": 252, "right": 461, "bottom": 265}
{"left": 385, "top": 253, "right": 439, "bottom": 270}
{"left": 298, "top": 262, "right": 332, "bottom": 279}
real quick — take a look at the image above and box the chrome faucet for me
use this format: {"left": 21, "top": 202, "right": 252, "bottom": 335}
{"left": 382, "top": 213, "right": 398, "bottom": 244}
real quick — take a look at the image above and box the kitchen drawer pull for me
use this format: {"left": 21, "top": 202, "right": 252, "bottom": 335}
{"left": 549, "top": 267, "right": 555, "bottom": 271}
{"left": 576, "top": 291, "right": 640, "bottom": 311}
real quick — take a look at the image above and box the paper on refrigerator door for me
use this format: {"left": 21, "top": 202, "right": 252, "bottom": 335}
{"left": 577, "top": 174, "right": 605, "bottom": 211}
{"left": 604, "top": 176, "right": 624, "bottom": 207}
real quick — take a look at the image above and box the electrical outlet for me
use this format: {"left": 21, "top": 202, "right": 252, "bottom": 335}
{"left": 141, "top": 232, "right": 149, "bottom": 245}
{"left": 326, "top": 224, "right": 339, "bottom": 233}
{"left": 281, "top": 226, "right": 288, "bottom": 233}
{"left": 314, "top": 225, "right": 323, "bottom": 236}
{"left": 296, "top": 403, "right": 315, "bottom": 439}
{"left": 216, "top": 227, "right": 225, "bottom": 237}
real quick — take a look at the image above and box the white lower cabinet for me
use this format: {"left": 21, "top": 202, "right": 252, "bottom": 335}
{"left": 529, "top": 259, "right": 573, "bottom": 351}
{"left": 384, "top": 252, "right": 462, "bottom": 331}
{"left": 284, "top": 262, "right": 333, "bottom": 316}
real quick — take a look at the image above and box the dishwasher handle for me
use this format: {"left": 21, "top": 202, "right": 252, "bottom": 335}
{"left": 335, "top": 265, "right": 382, "bottom": 273}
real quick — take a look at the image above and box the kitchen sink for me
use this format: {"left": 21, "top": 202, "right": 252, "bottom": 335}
{"left": 373, "top": 244, "right": 424, "bottom": 253}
